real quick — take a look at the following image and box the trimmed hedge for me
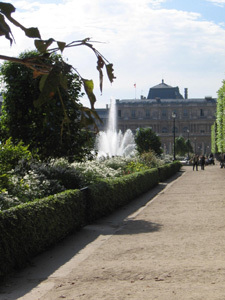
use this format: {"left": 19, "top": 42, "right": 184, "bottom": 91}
{"left": 158, "top": 161, "right": 182, "bottom": 182}
{"left": 86, "top": 168, "right": 159, "bottom": 222}
{"left": 0, "top": 162, "right": 181, "bottom": 278}
{"left": 0, "top": 189, "right": 85, "bottom": 277}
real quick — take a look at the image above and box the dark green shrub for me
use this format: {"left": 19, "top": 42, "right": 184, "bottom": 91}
{"left": 0, "top": 139, "right": 34, "bottom": 192}
{"left": 158, "top": 161, "right": 182, "bottom": 182}
{"left": 30, "top": 163, "right": 85, "bottom": 190}
{"left": 86, "top": 168, "right": 159, "bottom": 222}
{"left": 0, "top": 189, "right": 85, "bottom": 276}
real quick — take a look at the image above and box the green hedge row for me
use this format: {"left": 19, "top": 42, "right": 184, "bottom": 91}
{"left": 0, "top": 190, "right": 85, "bottom": 277}
{"left": 86, "top": 168, "right": 159, "bottom": 222}
{"left": 158, "top": 161, "right": 182, "bottom": 182}
{"left": 0, "top": 161, "right": 181, "bottom": 278}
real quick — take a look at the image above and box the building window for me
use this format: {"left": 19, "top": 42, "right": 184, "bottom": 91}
{"left": 146, "top": 110, "right": 150, "bottom": 117}
{"left": 131, "top": 110, "right": 136, "bottom": 118}
{"left": 162, "top": 109, "right": 167, "bottom": 118}
{"left": 118, "top": 110, "right": 121, "bottom": 118}
{"left": 183, "top": 127, "right": 188, "bottom": 133}
{"left": 138, "top": 111, "right": 142, "bottom": 118}
{"left": 183, "top": 109, "right": 188, "bottom": 117}
{"left": 162, "top": 127, "right": 168, "bottom": 133}
{"left": 153, "top": 111, "right": 158, "bottom": 119}
{"left": 200, "top": 109, "right": 204, "bottom": 117}
{"left": 124, "top": 111, "right": 129, "bottom": 119}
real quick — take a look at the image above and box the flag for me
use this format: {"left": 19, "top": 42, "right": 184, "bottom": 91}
{"left": 134, "top": 83, "right": 136, "bottom": 88}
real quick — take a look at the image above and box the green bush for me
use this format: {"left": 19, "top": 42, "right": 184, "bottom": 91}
{"left": 140, "top": 150, "right": 163, "bottom": 168}
{"left": 86, "top": 168, "right": 159, "bottom": 222}
{"left": 0, "top": 138, "right": 34, "bottom": 192}
{"left": 0, "top": 189, "right": 85, "bottom": 276}
{"left": 158, "top": 161, "right": 182, "bottom": 182}
{"left": 124, "top": 161, "right": 149, "bottom": 174}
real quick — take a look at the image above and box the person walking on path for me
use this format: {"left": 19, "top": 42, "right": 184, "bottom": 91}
{"left": 200, "top": 155, "right": 206, "bottom": 170}
{"left": 193, "top": 154, "right": 199, "bottom": 171}
{"left": 220, "top": 153, "right": 225, "bottom": 168}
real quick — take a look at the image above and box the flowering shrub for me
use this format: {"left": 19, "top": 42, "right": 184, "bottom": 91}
{"left": 0, "top": 151, "right": 165, "bottom": 210}
{"left": 139, "top": 151, "right": 164, "bottom": 168}
{"left": 100, "top": 156, "right": 133, "bottom": 170}
{"left": 71, "top": 160, "right": 124, "bottom": 185}
{"left": 124, "top": 161, "right": 149, "bottom": 174}
{"left": 0, "top": 158, "right": 84, "bottom": 210}
{"left": 7, "top": 169, "right": 65, "bottom": 203}
{"left": 0, "top": 192, "right": 22, "bottom": 210}
{"left": 0, "top": 138, "right": 34, "bottom": 193}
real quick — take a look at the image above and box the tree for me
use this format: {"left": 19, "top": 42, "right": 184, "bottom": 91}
{"left": 215, "top": 80, "right": 225, "bottom": 153}
{"left": 135, "top": 127, "right": 162, "bottom": 155}
{"left": 185, "top": 138, "right": 193, "bottom": 157}
{"left": 175, "top": 136, "right": 187, "bottom": 156}
{"left": 0, "top": 2, "right": 116, "bottom": 131}
{"left": 175, "top": 136, "right": 193, "bottom": 157}
{"left": 0, "top": 51, "right": 94, "bottom": 160}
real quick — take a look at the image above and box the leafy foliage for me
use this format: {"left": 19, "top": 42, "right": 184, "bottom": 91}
{"left": 215, "top": 80, "right": 225, "bottom": 153}
{"left": 135, "top": 127, "right": 162, "bottom": 155}
{"left": 0, "top": 149, "right": 168, "bottom": 211}
{"left": 175, "top": 136, "right": 193, "bottom": 156}
{"left": 0, "top": 138, "right": 33, "bottom": 193}
{"left": 0, "top": 51, "right": 94, "bottom": 160}
{"left": 0, "top": 2, "right": 116, "bottom": 131}
{"left": 139, "top": 150, "right": 164, "bottom": 168}
{"left": 211, "top": 122, "right": 217, "bottom": 153}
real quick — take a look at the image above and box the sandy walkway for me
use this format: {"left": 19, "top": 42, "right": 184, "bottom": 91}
{"left": 1, "top": 164, "right": 225, "bottom": 300}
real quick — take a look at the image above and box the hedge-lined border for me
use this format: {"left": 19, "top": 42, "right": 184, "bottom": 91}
{"left": 0, "top": 161, "right": 181, "bottom": 278}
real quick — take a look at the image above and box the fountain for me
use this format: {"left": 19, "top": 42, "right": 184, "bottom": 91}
{"left": 95, "top": 98, "right": 136, "bottom": 158}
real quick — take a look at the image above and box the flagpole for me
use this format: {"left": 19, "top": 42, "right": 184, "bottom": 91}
{"left": 134, "top": 83, "right": 136, "bottom": 99}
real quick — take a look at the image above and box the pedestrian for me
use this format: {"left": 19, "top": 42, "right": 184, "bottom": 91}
{"left": 209, "top": 153, "right": 215, "bottom": 165}
{"left": 220, "top": 153, "right": 225, "bottom": 168}
{"left": 200, "top": 155, "right": 205, "bottom": 170}
{"left": 193, "top": 154, "right": 199, "bottom": 171}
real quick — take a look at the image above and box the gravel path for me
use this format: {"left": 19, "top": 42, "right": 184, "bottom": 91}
{"left": 1, "top": 164, "right": 225, "bottom": 300}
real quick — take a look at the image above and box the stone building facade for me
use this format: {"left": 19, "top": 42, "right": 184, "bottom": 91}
{"left": 96, "top": 80, "right": 217, "bottom": 155}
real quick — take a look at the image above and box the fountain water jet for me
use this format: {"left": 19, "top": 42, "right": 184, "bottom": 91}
{"left": 96, "top": 98, "right": 136, "bottom": 158}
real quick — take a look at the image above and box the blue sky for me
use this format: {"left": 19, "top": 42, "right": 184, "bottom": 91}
{"left": 163, "top": 0, "right": 225, "bottom": 24}
{"left": 1, "top": 0, "right": 225, "bottom": 107}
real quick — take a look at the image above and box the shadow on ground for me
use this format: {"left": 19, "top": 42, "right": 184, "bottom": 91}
{"left": 117, "top": 219, "right": 162, "bottom": 235}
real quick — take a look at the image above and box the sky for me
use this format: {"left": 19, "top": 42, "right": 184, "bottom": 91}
{"left": 1, "top": 0, "right": 225, "bottom": 108}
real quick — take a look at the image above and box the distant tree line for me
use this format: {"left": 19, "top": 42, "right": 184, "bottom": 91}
{"left": 211, "top": 80, "right": 225, "bottom": 154}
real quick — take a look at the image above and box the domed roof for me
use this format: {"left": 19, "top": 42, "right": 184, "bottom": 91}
{"left": 147, "top": 79, "right": 184, "bottom": 100}
{"left": 151, "top": 79, "right": 172, "bottom": 89}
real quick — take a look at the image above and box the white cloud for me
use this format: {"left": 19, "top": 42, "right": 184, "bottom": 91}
{"left": 206, "top": 0, "right": 225, "bottom": 7}
{"left": 1, "top": 0, "right": 225, "bottom": 107}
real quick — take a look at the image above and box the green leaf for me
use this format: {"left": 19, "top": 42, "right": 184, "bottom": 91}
{"left": 24, "top": 27, "right": 41, "bottom": 39}
{"left": 39, "top": 74, "right": 48, "bottom": 92}
{"left": 96, "top": 55, "right": 104, "bottom": 93}
{"left": 82, "top": 78, "right": 96, "bottom": 109}
{"left": 34, "top": 38, "right": 55, "bottom": 53}
{"left": 105, "top": 63, "right": 116, "bottom": 83}
{"left": 0, "top": 14, "right": 13, "bottom": 45}
{"left": 82, "top": 106, "right": 102, "bottom": 123}
{"left": 34, "top": 65, "right": 61, "bottom": 107}
{"left": 57, "top": 41, "right": 66, "bottom": 52}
